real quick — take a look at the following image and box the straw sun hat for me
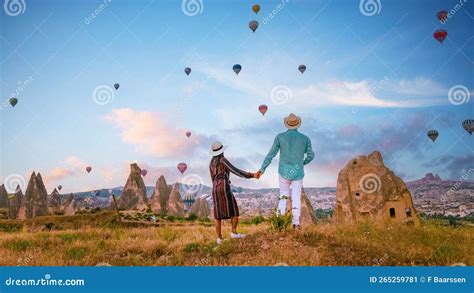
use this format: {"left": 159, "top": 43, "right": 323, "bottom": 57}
{"left": 284, "top": 113, "right": 302, "bottom": 129}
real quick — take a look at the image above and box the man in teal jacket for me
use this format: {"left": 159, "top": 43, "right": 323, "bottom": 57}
{"left": 258, "top": 113, "right": 314, "bottom": 228}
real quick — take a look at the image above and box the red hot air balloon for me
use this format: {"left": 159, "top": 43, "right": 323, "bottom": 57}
{"left": 141, "top": 169, "right": 148, "bottom": 177}
{"left": 86, "top": 166, "right": 92, "bottom": 173}
{"left": 186, "top": 131, "right": 191, "bottom": 138}
{"left": 258, "top": 104, "right": 268, "bottom": 115}
{"left": 177, "top": 162, "right": 187, "bottom": 174}
{"left": 437, "top": 10, "right": 448, "bottom": 23}
{"left": 434, "top": 29, "right": 447, "bottom": 43}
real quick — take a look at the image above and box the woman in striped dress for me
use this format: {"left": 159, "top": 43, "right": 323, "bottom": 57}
{"left": 209, "top": 141, "right": 259, "bottom": 244}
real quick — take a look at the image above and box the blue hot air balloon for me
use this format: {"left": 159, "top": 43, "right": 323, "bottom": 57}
{"left": 184, "top": 67, "right": 191, "bottom": 76}
{"left": 233, "top": 64, "right": 242, "bottom": 75}
{"left": 462, "top": 119, "right": 474, "bottom": 135}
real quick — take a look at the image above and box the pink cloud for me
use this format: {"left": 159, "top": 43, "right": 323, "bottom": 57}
{"left": 105, "top": 108, "right": 200, "bottom": 157}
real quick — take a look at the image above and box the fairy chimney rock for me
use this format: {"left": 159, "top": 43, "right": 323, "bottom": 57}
{"left": 285, "top": 188, "right": 316, "bottom": 226}
{"left": 189, "top": 195, "right": 211, "bottom": 218}
{"left": 24, "top": 172, "right": 49, "bottom": 218}
{"left": 0, "top": 184, "right": 8, "bottom": 208}
{"left": 8, "top": 185, "right": 24, "bottom": 219}
{"left": 168, "top": 183, "right": 185, "bottom": 217}
{"left": 334, "top": 151, "right": 420, "bottom": 225}
{"left": 150, "top": 175, "right": 171, "bottom": 214}
{"left": 117, "top": 163, "right": 148, "bottom": 210}
{"left": 49, "top": 188, "right": 61, "bottom": 210}
{"left": 64, "top": 194, "right": 76, "bottom": 216}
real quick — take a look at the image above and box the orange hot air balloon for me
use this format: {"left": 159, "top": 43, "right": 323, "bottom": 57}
{"left": 258, "top": 104, "right": 268, "bottom": 115}
{"left": 86, "top": 166, "right": 92, "bottom": 173}
{"left": 252, "top": 4, "right": 260, "bottom": 14}
{"left": 177, "top": 162, "right": 187, "bottom": 174}
{"left": 433, "top": 29, "right": 447, "bottom": 43}
{"left": 186, "top": 131, "right": 191, "bottom": 138}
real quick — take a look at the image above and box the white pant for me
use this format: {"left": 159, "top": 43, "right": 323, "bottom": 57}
{"left": 278, "top": 175, "right": 303, "bottom": 225}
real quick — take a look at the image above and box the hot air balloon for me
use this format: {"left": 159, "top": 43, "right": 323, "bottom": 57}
{"left": 434, "top": 29, "right": 447, "bottom": 43}
{"left": 57, "top": 185, "right": 62, "bottom": 191}
{"left": 233, "top": 64, "right": 242, "bottom": 75}
{"left": 177, "top": 162, "right": 187, "bottom": 174}
{"left": 184, "top": 67, "right": 191, "bottom": 76}
{"left": 258, "top": 104, "right": 268, "bottom": 115}
{"left": 462, "top": 119, "right": 474, "bottom": 135}
{"left": 9, "top": 97, "right": 18, "bottom": 107}
{"left": 249, "top": 20, "right": 259, "bottom": 33}
{"left": 427, "top": 130, "right": 439, "bottom": 142}
{"left": 141, "top": 169, "right": 148, "bottom": 177}
{"left": 298, "top": 65, "right": 306, "bottom": 74}
{"left": 437, "top": 10, "right": 448, "bottom": 23}
{"left": 186, "top": 131, "right": 191, "bottom": 138}
{"left": 86, "top": 166, "right": 92, "bottom": 173}
{"left": 252, "top": 4, "right": 260, "bottom": 14}
{"left": 114, "top": 83, "right": 120, "bottom": 90}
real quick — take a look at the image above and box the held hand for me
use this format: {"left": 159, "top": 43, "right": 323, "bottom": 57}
{"left": 255, "top": 171, "right": 263, "bottom": 179}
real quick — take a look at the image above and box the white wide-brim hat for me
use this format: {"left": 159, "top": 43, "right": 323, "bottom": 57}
{"left": 210, "top": 141, "right": 227, "bottom": 156}
{"left": 284, "top": 113, "right": 302, "bottom": 129}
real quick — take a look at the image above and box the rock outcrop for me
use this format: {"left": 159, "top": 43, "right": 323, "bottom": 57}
{"left": 0, "top": 184, "right": 8, "bottom": 208}
{"left": 334, "top": 151, "right": 420, "bottom": 225}
{"left": 167, "top": 183, "right": 184, "bottom": 217}
{"left": 8, "top": 185, "right": 24, "bottom": 219}
{"left": 189, "top": 195, "right": 211, "bottom": 218}
{"left": 117, "top": 163, "right": 148, "bottom": 210}
{"left": 49, "top": 188, "right": 62, "bottom": 210}
{"left": 149, "top": 175, "right": 171, "bottom": 214}
{"left": 24, "top": 172, "right": 49, "bottom": 218}
{"left": 64, "top": 194, "right": 76, "bottom": 216}
{"left": 285, "top": 188, "right": 316, "bottom": 226}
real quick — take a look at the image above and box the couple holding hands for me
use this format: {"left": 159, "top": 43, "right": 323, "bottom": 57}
{"left": 209, "top": 113, "right": 314, "bottom": 244}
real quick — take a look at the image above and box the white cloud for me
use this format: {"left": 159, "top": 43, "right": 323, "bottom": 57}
{"left": 105, "top": 108, "right": 201, "bottom": 157}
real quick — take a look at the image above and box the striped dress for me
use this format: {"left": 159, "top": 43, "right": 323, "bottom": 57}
{"left": 209, "top": 155, "right": 254, "bottom": 220}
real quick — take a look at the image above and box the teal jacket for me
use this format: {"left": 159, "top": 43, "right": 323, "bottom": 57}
{"left": 260, "top": 129, "right": 314, "bottom": 180}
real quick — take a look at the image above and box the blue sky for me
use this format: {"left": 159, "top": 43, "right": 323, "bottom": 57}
{"left": 1, "top": 0, "right": 473, "bottom": 193}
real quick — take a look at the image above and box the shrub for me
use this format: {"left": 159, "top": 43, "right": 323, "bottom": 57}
{"left": 186, "top": 214, "right": 198, "bottom": 221}
{"left": 268, "top": 211, "right": 292, "bottom": 231}
{"left": 183, "top": 242, "right": 200, "bottom": 253}
{"left": 4, "top": 239, "right": 32, "bottom": 252}
{"left": 251, "top": 215, "right": 265, "bottom": 225}
{"left": 65, "top": 246, "right": 87, "bottom": 260}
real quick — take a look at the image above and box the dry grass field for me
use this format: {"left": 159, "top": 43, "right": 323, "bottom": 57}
{"left": 0, "top": 212, "right": 472, "bottom": 266}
